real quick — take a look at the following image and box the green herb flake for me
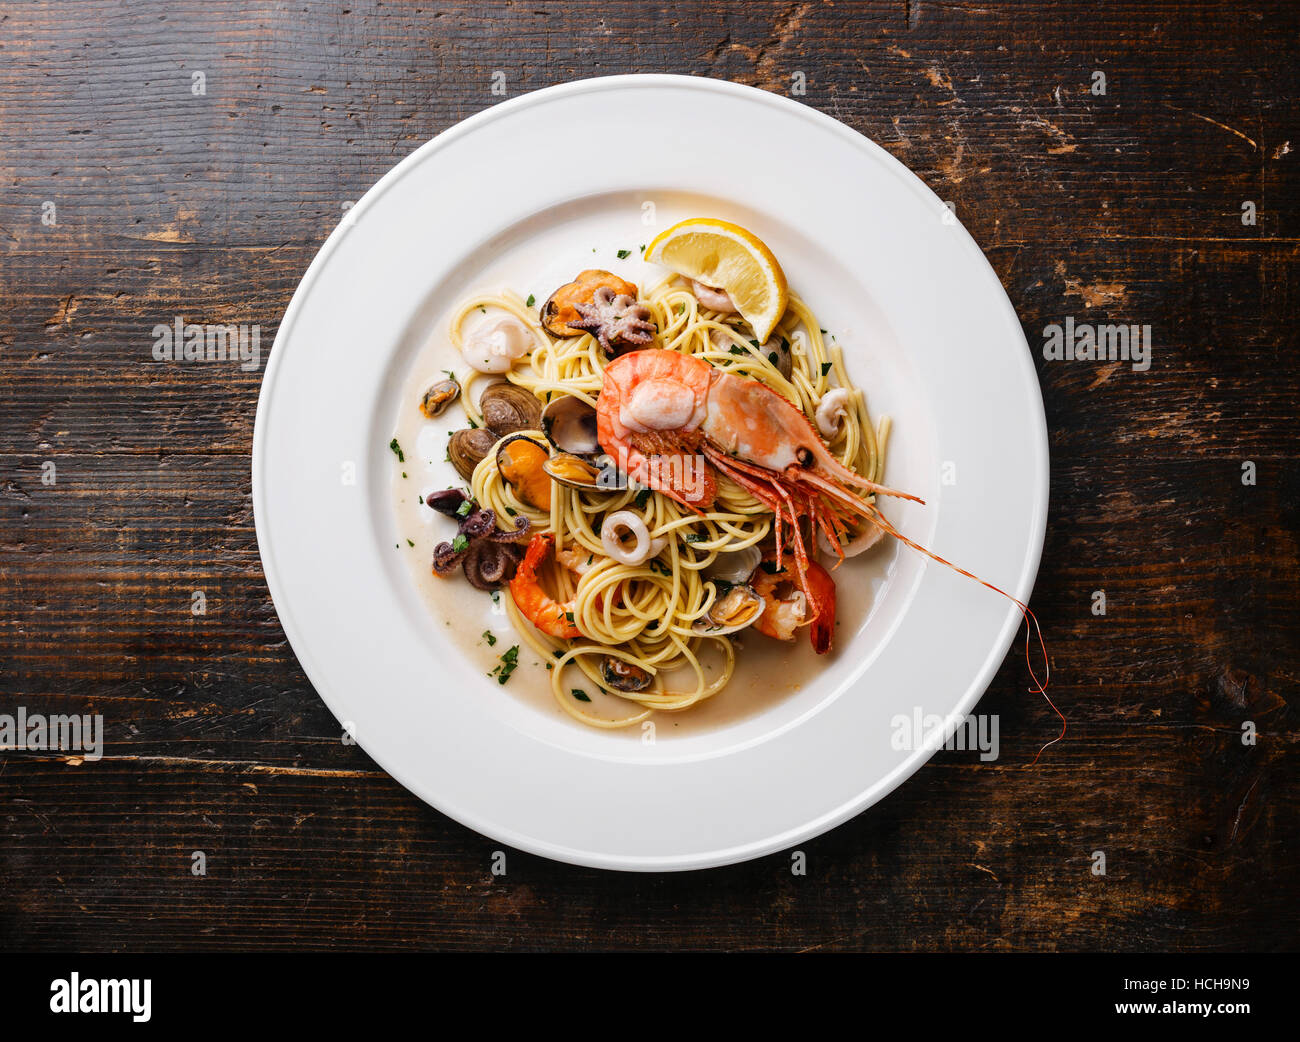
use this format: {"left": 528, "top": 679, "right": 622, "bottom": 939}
{"left": 525, "top": 293, "right": 536, "bottom": 308}
{"left": 639, "top": 244, "right": 646, "bottom": 253}
{"left": 406, "top": 539, "right": 415, "bottom": 547}
{"left": 616, "top": 249, "right": 631, "bottom": 260}
{"left": 493, "top": 645, "right": 520, "bottom": 685}
{"left": 571, "top": 689, "right": 592, "bottom": 703}
{"left": 634, "top": 488, "right": 652, "bottom": 509}
{"left": 456, "top": 499, "right": 473, "bottom": 518}
{"left": 482, "top": 630, "right": 497, "bottom": 647}
{"left": 761, "top": 560, "right": 781, "bottom": 574}
{"left": 729, "top": 345, "right": 746, "bottom": 356}
{"left": 685, "top": 533, "right": 707, "bottom": 543}
{"left": 452, "top": 534, "right": 469, "bottom": 553}
{"left": 442, "top": 369, "right": 458, "bottom": 384}
{"left": 388, "top": 438, "right": 405, "bottom": 462}
{"left": 821, "top": 362, "right": 833, "bottom": 376}
{"left": 768, "top": 352, "right": 779, "bottom": 367}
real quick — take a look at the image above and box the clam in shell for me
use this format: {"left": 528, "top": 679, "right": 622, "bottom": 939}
{"left": 480, "top": 382, "right": 542, "bottom": 437}
{"left": 600, "top": 656, "right": 653, "bottom": 693}
{"left": 692, "top": 584, "right": 763, "bottom": 636}
{"left": 420, "top": 379, "right": 460, "bottom": 418}
{"left": 540, "top": 394, "right": 600, "bottom": 455}
{"left": 448, "top": 427, "right": 498, "bottom": 483}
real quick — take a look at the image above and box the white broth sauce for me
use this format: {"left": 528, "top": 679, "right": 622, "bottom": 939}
{"left": 389, "top": 233, "right": 902, "bottom": 740}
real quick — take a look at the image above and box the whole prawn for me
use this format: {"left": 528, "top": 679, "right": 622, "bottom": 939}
{"left": 595, "top": 348, "right": 1059, "bottom": 765}
{"left": 596, "top": 349, "right": 918, "bottom": 655}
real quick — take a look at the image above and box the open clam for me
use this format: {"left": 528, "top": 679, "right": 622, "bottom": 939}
{"left": 601, "top": 656, "right": 653, "bottom": 693}
{"left": 495, "top": 433, "right": 552, "bottom": 511}
{"left": 540, "top": 394, "right": 599, "bottom": 455}
{"left": 703, "top": 544, "right": 762, "bottom": 586}
{"left": 543, "top": 453, "right": 603, "bottom": 491}
{"left": 420, "top": 378, "right": 460, "bottom": 418}
{"left": 692, "top": 584, "right": 763, "bottom": 636}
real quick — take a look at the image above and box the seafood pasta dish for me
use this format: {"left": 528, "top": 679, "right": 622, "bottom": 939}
{"left": 391, "top": 218, "right": 1042, "bottom": 731}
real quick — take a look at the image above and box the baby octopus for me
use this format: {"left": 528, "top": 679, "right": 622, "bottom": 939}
{"left": 567, "top": 286, "right": 656, "bottom": 356}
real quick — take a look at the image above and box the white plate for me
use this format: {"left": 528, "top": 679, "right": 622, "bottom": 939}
{"left": 253, "top": 75, "right": 1048, "bottom": 871}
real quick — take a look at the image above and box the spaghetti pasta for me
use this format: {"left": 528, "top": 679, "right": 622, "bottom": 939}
{"left": 438, "top": 271, "right": 888, "bottom": 728}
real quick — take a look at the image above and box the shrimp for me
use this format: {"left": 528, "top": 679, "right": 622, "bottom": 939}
{"left": 594, "top": 348, "right": 1060, "bottom": 761}
{"left": 508, "top": 534, "right": 582, "bottom": 639}
{"left": 596, "top": 349, "right": 918, "bottom": 652}
{"left": 752, "top": 557, "right": 837, "bottom": 654}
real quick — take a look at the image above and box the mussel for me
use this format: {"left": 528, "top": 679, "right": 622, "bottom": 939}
{"left": 448, "top": 427, "right": 498, "bottom": 482}
{"left": 420, "top": 378, "right": 460, "bottom": 418}
{"left": 692, "top": 584, "right": 763, "bottom": 636}
{"left": 540, "top": 394, "right": 600, "bottom": 455}
{"left": 540, "top": 269, "right": 639, "bottom": 338}
{"left": 480, "top": 382, "right": 542, "bottom": 436}
{"left": 601, "top": 656, "right": 653, "bottom": 693}
{"left": 495, "top": 433, "right": 552, "bottom": 511}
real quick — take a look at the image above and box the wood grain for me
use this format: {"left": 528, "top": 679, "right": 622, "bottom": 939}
{"left": 0, "top": 0, "right": 1296, "bottom": 952}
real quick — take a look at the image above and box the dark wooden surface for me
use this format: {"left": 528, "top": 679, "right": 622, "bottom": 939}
{"left": 1, "top": 0, "right": 1296, "bottom": 952}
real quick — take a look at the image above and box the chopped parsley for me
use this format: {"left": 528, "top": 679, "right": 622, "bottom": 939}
{"left": 639, "top": 244, "right": 646, "bottom": 253}
{"left": 648, "top": 558, "right": 671, "bottom": 576}
{"left": 442, "top": 369, "right": 458, "bottom": 384}
{"left": 616, "top": 248, "right": 631, "bottom": 259}
{"left": 406, "top": 538, "right": 415, "bottom": 547}
{"left": 489, "top": 645, "right": 520, "bottom": 684}
{"left": 525, "top": 293, "right": 536, "bottom": 308}
{"left": 451, "top": 534, "right": 469, "bottom": 553}
{"left": 571, "top": 689, "right": 592, "bottom": 703}
{"left": 821, "top": 362, "right": 833, "bottom": 376}
{"left": 684, "top": 533, "right": 707, "bottom": 543}
{"left": 768, "top": 352, "right": 779, "bottom": 367}
{"left": 456, "top": 499, "right": 473, "bottom": 518}
{"left": 482, "top": 630, "right": 497, "bottom": 647}
{"left": 388, "top": 437, "right": 405, "bottom": 462}
{"left": 634, "top": 488, "right": 652, "bottom": 509}
{"left": 729, "top": 345, "right": 747, "bottom": 356}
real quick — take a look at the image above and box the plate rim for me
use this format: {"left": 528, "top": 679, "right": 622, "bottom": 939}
{"left": 252, "top": 73, "right": 1050, "bottom": 871}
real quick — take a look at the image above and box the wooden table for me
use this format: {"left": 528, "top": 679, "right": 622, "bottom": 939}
{"left": 2, "top": 0, "right": 1295, "bottom": 952}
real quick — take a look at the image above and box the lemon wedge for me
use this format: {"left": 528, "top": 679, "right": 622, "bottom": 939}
{"left": 646, "top": 218, "right": 789, "bottom": 343}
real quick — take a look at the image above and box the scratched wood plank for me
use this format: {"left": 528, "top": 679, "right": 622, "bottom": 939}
{"left": 0, "top": 0, "right": 1296, "bottom": 952}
